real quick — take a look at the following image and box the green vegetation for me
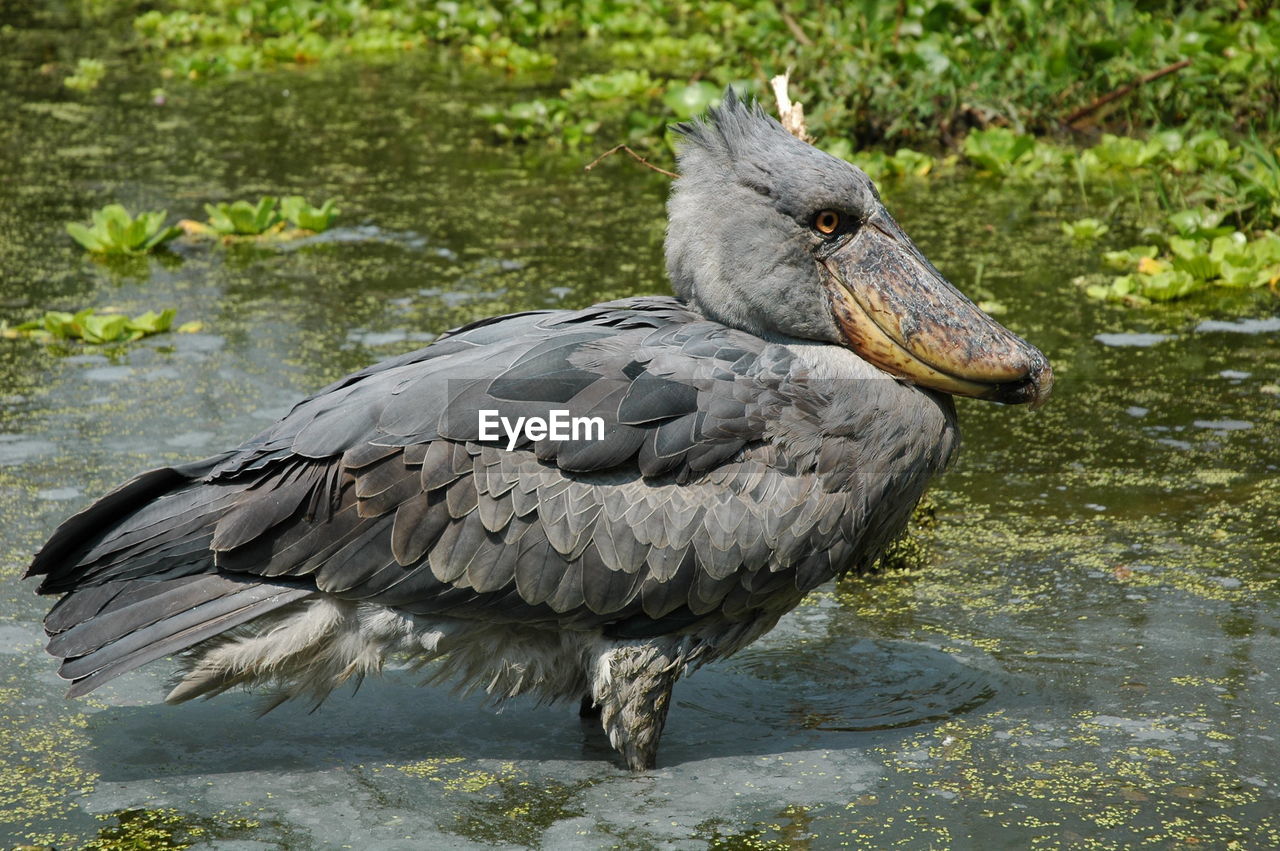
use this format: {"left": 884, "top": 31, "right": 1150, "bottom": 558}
{"left": 100, "top": 2, "right": 1280, "bottom": 151}
{"left": 204, "top": 196, "right": 282, "bottom": 236}
{"left": 280, "top": 195, "right": 340, "bottom": 232}
{"left": 1060, "top": 218, "right": 1110, "bottom": 244}
{"left": 82, "top": 806, "right": 262, "bottom": 850}
{"left": 890, "top": 126, "right": 1280, "bottom": 306}
{"left": 1089, "top": 210, "right": 1280, "bottom": 305}
{"left": 5, "top": 308, "right": 177, "bottom": 344}
{"left": 59, "top": 1, "right": 1280, "bottom": 309}
{"left": 66, "top": 205, "right": 181, "bottom": 255}
{"left": 63, "top": 57, "right": 106, "bottom": 92}
{"left": 195, "top": 195, "right": 339, "bottom": 238}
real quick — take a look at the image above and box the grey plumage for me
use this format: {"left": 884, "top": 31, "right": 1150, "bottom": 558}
{"left": 27, "top": 90, "right": 1050, "bottom": 771}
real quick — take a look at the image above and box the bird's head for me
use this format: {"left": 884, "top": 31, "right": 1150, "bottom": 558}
{"left": 665, "top": 91, "right": 1052, "bottom": 407}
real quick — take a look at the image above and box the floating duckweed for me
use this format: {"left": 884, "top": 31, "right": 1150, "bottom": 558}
{"left": 82, "top": 807, "right": 262, "bottom": 850}
{"left": 380, "top": 758, "right": 590, "bottom": 845}
{"left": 0, "top": 701, "right": 97, "bottom": 848}
{"left": 854, "top": 711, "right": 1271, "bottom": 847}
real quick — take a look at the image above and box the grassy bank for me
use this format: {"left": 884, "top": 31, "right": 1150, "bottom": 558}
{"left": 48, "top": 1, "right": 1280, "bottom": 307}
{"left": 71, "top": 1, "right": 1280, "bottom": 148}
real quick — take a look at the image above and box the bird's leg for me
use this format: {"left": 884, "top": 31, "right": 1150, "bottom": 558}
{"left": 593, "top": 643, "right": 679, "bottom": 772}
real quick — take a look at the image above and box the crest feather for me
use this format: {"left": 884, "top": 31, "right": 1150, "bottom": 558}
{"left": 670, "top": 88, "right": 792, "bottom": 165}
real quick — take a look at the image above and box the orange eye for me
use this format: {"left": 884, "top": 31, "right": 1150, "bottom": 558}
{"left": 814, "top": 210, "right": 841, "bottom": 235}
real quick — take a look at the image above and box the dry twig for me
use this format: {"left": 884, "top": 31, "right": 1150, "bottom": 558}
{"left": 1062, "top": 58, "right": 1192, "bottom": 127}
{"left": 583, "top": 144, "right": 679, "bottom": 179}
{"left": 770, "top": 71, "right": 812, "bottom": 143}
{"left": 773, "top": 4, "right": 813, "bottom": 47}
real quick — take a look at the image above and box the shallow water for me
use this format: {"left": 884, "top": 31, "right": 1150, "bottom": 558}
{"left": 2, "top": 9, "right": 1278, "bottom": 849}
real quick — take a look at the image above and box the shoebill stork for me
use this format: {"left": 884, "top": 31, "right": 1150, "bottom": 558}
{"left": 27, "top": 93, "right": 1050, "bottom": 771}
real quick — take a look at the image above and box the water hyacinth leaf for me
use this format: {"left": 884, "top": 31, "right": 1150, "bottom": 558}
{"left": 895, "top": 149, "right": 935, "bottom": 177}
{"left": 1208, "top": 233, "right": 1248, "bottom": 262}
{"left": 41, "top": 311, "right": 76, "bottom": 336}
{"left": 1167, "top": 236, "right": 1201, "bottom": 260}
{"left": 142, "top": 222, "right": 183, "bottom": 251}
{"left": 962, "top": 128, "right": 1035, "bottom": 175}
{"left": 13, "top": 307, "right": 180, "bottom": 344}
{"left": 66, "top": 204, "right": 180, "bottom": 254}
{"left": 65, "top": 222, "right": 102, "bottom": 251}
{"left": 1249, "top": 232, "right": 1280, "bottom": 265}
{"left": 1168, "top": 207, "right": 1231, "bottom": 239}
{"left": 205, "top": 197, "right": 282, "bottom": 235}
{"left": 1141, "top": 269, "right": 1201, "bottom": 301}
{"left": 1172, "top": 252, "right": 1218, "bottom": 282}
{"left": 126, "top": 308, "right": 177, "bottom": 334}
{"left": 280, "top": 196, "right": 339, "bottom": 232}
{"left": 1090, "top": 134, "right": 1163, "bottom": 169}
{"left": 124, "top": 216, "right": 149, "bottom": 250}
{"left": 1102, "top": 246, "right": 1158, "bottom": 270}
{"left": 80, "top": 313, "right": 129, "bottom": 343}
{"left": 1218, "top": 260, "right": 1259, "bottom": 287}
{"left": 106, "top": 215, "right": 128, "bottom": 248}
{"left": 252, "top": 196, "right": 278, "bottom": 231}
{"left": 1061, "top": 218, "right": 1110, "bottom": 242}
{"left": 662, "top": 81, "right": 720, "bottom": 120}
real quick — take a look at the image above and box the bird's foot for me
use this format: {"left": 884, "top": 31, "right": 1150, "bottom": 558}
{"left": 593, "top": 643, "right": 678, "bottom": 772}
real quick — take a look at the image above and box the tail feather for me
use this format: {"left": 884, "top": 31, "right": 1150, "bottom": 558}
{"left": 76, "top": 490, "right": 240, "bottom": 570}
{"left": 28, "top": 451, "right": 320, "bottom": 698}
{"left": 27, "top": 452, "right": 236, "bottom": 593}
{"left": 28, "top": 467, "right": 190, "bottom": 591}
{"left": 44, "top": 582, "right": 133, "bottom": 635}
{"left": 49, "top": 575, "right": 222, "bottom": 658}
{"left": 83, "top": 536, "right": 219, "bottom": 586}
{"left": 60, "top": 576, "right": 312, "bottom": 697}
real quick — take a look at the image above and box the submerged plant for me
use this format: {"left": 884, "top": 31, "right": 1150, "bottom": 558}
{"left": 280, "top": 196, "right": 339, "bottom": 232}
{"left": 8, "top": 307, "right": 177, "bottom": 344}
{"left": 204, "top": 197, "right": 282, "bottom": 236}
{"left": 66, "top": 205, "right": 181, "bottom": 255}
{"left": 64, "top": 58, "right": 106, "bottom": 92}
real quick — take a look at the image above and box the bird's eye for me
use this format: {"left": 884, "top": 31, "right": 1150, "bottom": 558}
{"left": 813, "top": 210, "right": 842, "bottom": 236}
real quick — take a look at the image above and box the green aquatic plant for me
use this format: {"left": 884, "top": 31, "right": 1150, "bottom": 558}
{"left": 840, "top": 147, "right": 943, "bottom": 181}
{"left": 280, "top": 196, "right": 339, "bottom": 232}
{"left": 961, "top": 128, "right": 1036, "bottom": 177}
{"left": 204, "top": 197, "right": 282, "bottom": 236}
{"left": 479, "top": 69, "right": 664, "bottom": 146}
{"left": 662, "top": 81, "right": 722, "bottom": 121}
{"left": 7, "top": 308, "right": 177, "bottom": 344}
{"left": 1088, "top": 208, "right": 1280, "bottom": 305}
{"left": 1060, "top": 218, "right": 1111, "bottom": 243}
{"left": 66, "top": 204, "right": 181, "bottom": 255}
{"left": 1237, "top": 138, "right": 1280, "bottom": 225}
{"left": 1162, "top": 129, "right": 1238, "bottom": 173}
{"left": 64, "top": 58, "right": 106, "bottom": 92}
{"left": 113, "top": 0, "right": 1280, "bottom": 157}
{"left": 1084, "top": 134, "right": 1165, "bottom": 171}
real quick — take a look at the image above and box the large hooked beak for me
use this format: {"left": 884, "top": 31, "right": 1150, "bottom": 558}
{"left": 822, "top": 208, "right": 1052, "bottom": 407}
